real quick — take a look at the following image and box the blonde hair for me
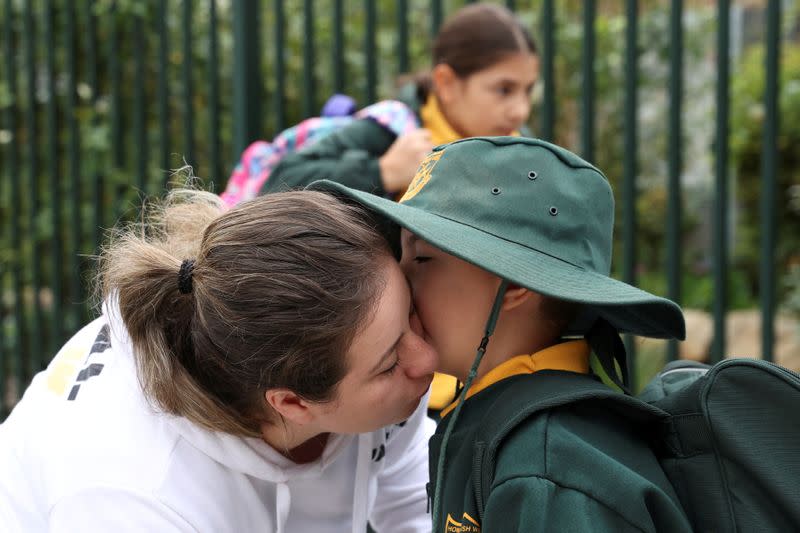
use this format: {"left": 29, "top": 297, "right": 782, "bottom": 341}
{"left": 97, "top": 189, "right": 391, "bottom": 437}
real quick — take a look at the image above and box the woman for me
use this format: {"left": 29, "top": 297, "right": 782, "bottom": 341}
{"left": 0, "top": 189, "right": 436, "bottom": 533}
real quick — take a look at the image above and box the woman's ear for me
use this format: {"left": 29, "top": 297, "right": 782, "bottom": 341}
{"left": 264, "top": 389, "right": 314, "bottom": 425}
{"left": 502, "top": 284, "right": 537, "bottom": 312}
{"left": 431, "top": 63, "right": 460, "bottom": 104}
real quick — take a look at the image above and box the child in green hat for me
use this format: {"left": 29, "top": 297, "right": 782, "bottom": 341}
{"left": 311, "top": 137, "right": 691, "bottom": 531}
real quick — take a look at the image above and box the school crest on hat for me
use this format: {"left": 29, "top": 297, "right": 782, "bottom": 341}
{"left": 400, "top": 149, "right": 443, "bottom": 203}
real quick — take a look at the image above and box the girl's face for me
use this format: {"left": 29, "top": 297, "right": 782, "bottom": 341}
{"left": 436, "top": 51, "right": 539, "bottom": 138}
{"left": 315, "top": 258, "right": 437, "bottom": 433}
{"left": 400, "top": 230, "right": 502, "bottom": 381}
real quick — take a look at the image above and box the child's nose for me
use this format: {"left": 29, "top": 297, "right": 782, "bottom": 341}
{"left": 510, "top": 94, "right": 531, "bottom": 123}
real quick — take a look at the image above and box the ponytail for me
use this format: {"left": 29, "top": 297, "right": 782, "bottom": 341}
{"left": 98, "top": 190, "right": 260, "bottom": 437}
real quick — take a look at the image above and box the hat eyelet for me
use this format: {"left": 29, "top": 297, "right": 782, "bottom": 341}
{"left": 549, "top": 206, "right": 558, "bottom": 216}
{"left": 528, "top": 171, "right": 538, "bottom": 180}
{"left": 491, "top": 187, "right": 501, "bottom": 195}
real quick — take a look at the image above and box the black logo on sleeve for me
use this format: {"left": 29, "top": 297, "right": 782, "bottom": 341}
{"left": 371, "top": 420, "right": 409, "bottom": 462}
{"left": 67, "top": 325, "right": 111, "bottom": 401}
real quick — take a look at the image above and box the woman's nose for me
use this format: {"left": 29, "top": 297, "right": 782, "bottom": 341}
{"left": 403, "top": 330, "right": 438, "bottom": 380}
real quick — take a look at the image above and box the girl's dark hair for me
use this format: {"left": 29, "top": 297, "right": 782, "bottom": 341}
{"left": 406, "top": 3, "right": 538, "bottom": 97}
{"left": 434, "top": 3, "right": 537, "bottom": 77}
{"left": 98, "top": 189, "right": 392, "bottom": 438}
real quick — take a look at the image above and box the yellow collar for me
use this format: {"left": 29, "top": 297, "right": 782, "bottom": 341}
{"left": 419, "top": 94, "right": 463, "bottom": 146}
{"left": 439, "top": 340, "right": 591, "bottom": 418}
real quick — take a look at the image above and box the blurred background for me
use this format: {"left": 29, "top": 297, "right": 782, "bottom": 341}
{"left": 1, "top": 0, "right": 798, "bottom": 417}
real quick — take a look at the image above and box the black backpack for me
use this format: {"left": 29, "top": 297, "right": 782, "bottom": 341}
{"left": 473, "top": 358, "right": 800, "bottom": 532}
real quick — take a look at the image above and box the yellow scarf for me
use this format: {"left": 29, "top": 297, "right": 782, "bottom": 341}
{"left": 419, "top": 94, "right": 463, "bottom": 146}
{"left": 419, "top": 93, "right": 522, "bottom": 145}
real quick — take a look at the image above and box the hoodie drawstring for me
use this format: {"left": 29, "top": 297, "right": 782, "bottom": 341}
{"left": 275, "top": 482, "right": 291, "bottom": 533}
{"left": 351, "top": 433, "right": 372, "bottom": 533}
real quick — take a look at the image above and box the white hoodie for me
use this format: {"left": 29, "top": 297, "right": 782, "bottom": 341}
{"left": 0, "top": 308, "right": 434, "bottom": 533}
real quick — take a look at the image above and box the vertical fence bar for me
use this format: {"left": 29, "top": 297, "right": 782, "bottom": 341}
{"left": 581, "top": 0, "right": 595, "bottom": 162}
{"left": 23, "top": 0, "right": 43, "bottom": 378}
{"left": 712, "top": 0, "right": 730, "bottom": 363}
{"left": 208, "top": 0, "right": 220, "bottom": 190}
{"left": 134, "top": 15, "right": 147, "bottom": 193}
{"left": 0, "top": 263, "right": 3, "bottom": 415}
{"left": 45, "top": 0, "right": 62, "bottom": 354}
{"left": 158, "top": 0, "right": 171, "bottom": 184}
{"left": 365, "top": 0, "right": 376, "bottom": 104}
{"left": 182, "top": 0, "right": 195, "bottom": 166}
{"left": 623, "top": 0, "right": 638, "bottom": 388}
{"left": 430, "top": 0, "right": 442, "bottom": 37}
{"left": 0, "top": 0, "right": 8, "bottom": 413}
{"left": 540, "top": 0, "right": 555, "bottom": 142}
{"left": 110, "top": 2, "right": 123, "bottom": 170}
{"left": 109, "top": 2, "right": 126, "bottom": 223}
{"left": 760, "top": 0, "right": 781, "bottom": 363}
{"left": 666, "top": 0, "right": 683, "bottom": 362}
{"left": 233, "top": 0, "right": 261, "bottom": 156}
{"left": 66, "top": 2, "right": 82, "bottom": 334}
{"left": 397, "top": 0, "right": 409, "bottom": 75}
{"left": 332, "top": 0, "right": 344, "bottom": 94}
{"left": 3, "top": 0, "right": 24, "bottom": 413}
{"left": 506, "top": 0, "right": 516, "bottom": 11}
{"left": 303, "top": 0, "right": 315, "bottom": 118}
{"left": 85, "top": 2, "right": 103, "bottom": 255}
{"left": 273, "top": 0, "right": 285, "bottom": 132}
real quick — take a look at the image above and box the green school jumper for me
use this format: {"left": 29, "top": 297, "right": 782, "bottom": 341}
{"left": 429, "top": 341, "right": 691, "bottom": 533}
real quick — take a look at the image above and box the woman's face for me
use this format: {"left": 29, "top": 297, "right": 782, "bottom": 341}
{"left": 315, "top": 258, "right": 437, "bottom": 433}
{"left": 437, "top": 51, "right": 539, "bottom": 138}
{"left": 399, "top": 230, "right": 502, "bottom": 381}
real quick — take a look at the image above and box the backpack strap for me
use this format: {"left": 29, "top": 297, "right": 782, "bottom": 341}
{"left": 472, "top": 371, "right": 666, "bottom": 521}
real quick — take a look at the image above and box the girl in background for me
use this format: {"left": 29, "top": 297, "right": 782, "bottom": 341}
{"left": 263, "top": 2, "right": 539, "bottom": 198}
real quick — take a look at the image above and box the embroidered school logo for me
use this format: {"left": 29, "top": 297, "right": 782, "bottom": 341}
{"left": 444, "top": 512, "right": 480, "bottom": 532}
{"left": 400, "top": 149, "right": 443, "bottom": 203}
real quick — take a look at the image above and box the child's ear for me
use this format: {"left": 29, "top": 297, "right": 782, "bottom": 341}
{"left": 431, "top": 63, "right": 459, "bottom": 104}
{"left": 502, "top": 284, "right": 536, "bottom": 312}
{"left": 264, "top": 389, "right": 315, "bottom": 425}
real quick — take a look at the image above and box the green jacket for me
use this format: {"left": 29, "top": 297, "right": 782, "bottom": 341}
{"left": 429, "top": 372, "right": 692, "bottom": 533}
{"left": 262, "top": 84, "right": 424, "bottom": 197}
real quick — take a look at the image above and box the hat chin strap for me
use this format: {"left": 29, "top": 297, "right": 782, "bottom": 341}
{"left": 431, "top": 280, "right": 509, "bottom": 530}
{"left": 586, "top": 317, "right": 631, "bottom": 394}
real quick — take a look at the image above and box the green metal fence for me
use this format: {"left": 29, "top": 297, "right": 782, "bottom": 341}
{"left": 0, "top": 0, "right": 790, "bottom": 418}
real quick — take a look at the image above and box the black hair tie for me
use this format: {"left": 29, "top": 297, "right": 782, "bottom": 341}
{"left": 178, "top": 259, "right": 195, "bottom": 294}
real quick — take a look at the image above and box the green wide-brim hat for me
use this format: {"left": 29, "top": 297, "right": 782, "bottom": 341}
{"left": 309, "top": 136, "right": 685, "bottom": 340}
